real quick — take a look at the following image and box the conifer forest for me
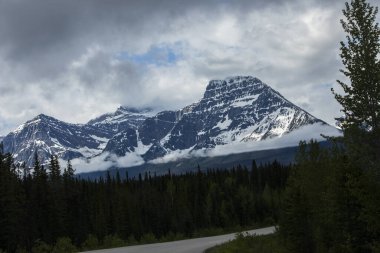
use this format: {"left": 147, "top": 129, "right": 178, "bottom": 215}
{"left": 0, "top": 151, "right": 289, "bottom": 252}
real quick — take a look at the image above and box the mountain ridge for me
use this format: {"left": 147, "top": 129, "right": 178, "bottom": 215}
{"left": 1, "top": 76, "right": 339, "bottom": 170}
{"left": 110, "top": 76, "right": 326, "bottom": 161}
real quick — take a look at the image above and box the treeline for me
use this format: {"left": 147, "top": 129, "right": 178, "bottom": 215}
{"left": 0, "top": 146, "right": 290, "bottom": 252}
{"left": 280, "top": 138, "right": 380, "bottom": 253}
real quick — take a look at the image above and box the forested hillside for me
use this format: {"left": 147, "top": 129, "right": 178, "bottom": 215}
{"left": 0, "top": 147, "right": 290, "bottom": 252}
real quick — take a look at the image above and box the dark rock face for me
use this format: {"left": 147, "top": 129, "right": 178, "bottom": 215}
{"left": 139, "top": 111, "right": 179, "bottom": 146}
{"left": 104, "top": 128, "right": 138, "bottom": 156}
{"left": 102, "top": 110, "right": 179, "bottom": 156}
{"left": 2, "top": 76, "right": 328, "bottom": 167}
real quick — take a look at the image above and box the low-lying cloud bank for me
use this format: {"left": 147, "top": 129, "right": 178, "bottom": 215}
{"left": 150, "top": 123, "right": 341, "bottom": 164}
{"left": 64, "top": 152, "right": 145, "bottom": 174}
{"left": 72, "top": 123, "right": 341, "bottom": 173}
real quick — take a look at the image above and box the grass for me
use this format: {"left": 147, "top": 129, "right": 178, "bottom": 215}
{"left": 205, "top": 232, "right": 285, "bottom": 253}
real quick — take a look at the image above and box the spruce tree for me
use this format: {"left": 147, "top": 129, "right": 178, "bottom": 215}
{"left": 63, "top": 160, "right": 75, "bottom": 179}
{"left": 49, "top": 155, "right": 61, "bottom": 183}
{"left": 334, "top": 0, "right": 380, "bottom": 130}
{"left": 333, "top": 0, "right": 380, "bottom": 163}
{"left": 334, "top": 1, "right": 380, "bottom": 250}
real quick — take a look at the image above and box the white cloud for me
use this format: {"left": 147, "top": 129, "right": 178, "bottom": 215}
{"left": 205, "top": 123, "right": 341, "bottom": 157}
{"left": 149, "top": 123, "right": 342, "bottom": 164}
{"left": 64, "top": 123, "right": 341, "bottom": 173}
{"left": 69, "top": 152, "right": 145, "bottom": 174}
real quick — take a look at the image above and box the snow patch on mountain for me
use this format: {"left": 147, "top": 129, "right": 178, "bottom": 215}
{"left": 214, "top": 115, "right": 233, "bottom": 130}
{"left": 231, "top": 94, "right": 260, "bottom": 107}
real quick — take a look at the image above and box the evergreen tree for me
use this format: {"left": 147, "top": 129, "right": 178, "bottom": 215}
{"left": 49, "top": 155, "right": 61, "bottom": 183}
{"left": 63, "top": 160, "right": 75, "bottom": 179}
{"left": 48, "top": 155, "right": 65, "bottom": 241}
{"left": 333, "top": 0, "right": 380, "bottom": 164}
{"left": 31, "top": 153, "right": 52, "bottom": 244}
{"left": 334, "top": 0, "right": 380, "bottom": 130}
{"left": 0, "top": 151, "right": 24, "bottom": 252}
{"left": 333, "top": 1, "right": 380, "bottom": 251}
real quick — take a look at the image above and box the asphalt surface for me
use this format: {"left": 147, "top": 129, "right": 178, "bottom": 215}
{"left": 81, "top": 226, "right": 276, "bottom": 253}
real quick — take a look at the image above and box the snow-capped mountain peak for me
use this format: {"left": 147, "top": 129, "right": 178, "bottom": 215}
{"left": 104, "top": 76, "right": 332, "bottom": 161}
{"left": 2, "top": 105, "right": 156, "bottom": 166}
{"left": 2, "top": 76, "right": 338, "bottom": 169}
{"left": 2, "top": 112, "right": 114, "bottom": 166}
{"left": 87, "top": 106, "right": 153, "bottom": 133}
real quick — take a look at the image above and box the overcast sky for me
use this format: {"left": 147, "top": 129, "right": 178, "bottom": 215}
{"left": 1, "top": 0, "right": 377, "bottom": 136}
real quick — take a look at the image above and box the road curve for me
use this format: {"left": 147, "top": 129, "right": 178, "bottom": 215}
{"left": 81, "top": 226, "right": 276, "bottom": 253}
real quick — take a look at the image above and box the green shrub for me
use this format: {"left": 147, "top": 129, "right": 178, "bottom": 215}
{"left": 15, "top": 247, "right": 27, "bottom": 253}
{"left": 372, "top": 242, "right": 380, "bottom": 253}
{"left": 52, "top": 237, "right": 77, "bottom": 253}
{"left": 160, "top": 231, "right": 175, "bottom": 242}
{"left": 31, "top": 240, "right": 52, "bottom": 253}
{"left": 103, "top": 234, "right": 125, "bottom": 248}
{"left": 194, "top": 227, "right": 225, "bottom": 237}
{"left": 140, "top": 233, "right": 157, "bottom": 244}
{"left": 81, "top": 234, "right": 99, "bottom": 251}
{"left": 205, "top": 233, "right": 285, "bottom": 253}
{"left": 160, "top": 232, "right": 186, "bottom": 242}
{"left": 126, "top": 235, "right": 137, "bottom": 245}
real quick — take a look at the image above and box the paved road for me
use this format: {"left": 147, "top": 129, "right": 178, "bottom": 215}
{"left": 81, "top": 226, "right": 275, "bottom": 253}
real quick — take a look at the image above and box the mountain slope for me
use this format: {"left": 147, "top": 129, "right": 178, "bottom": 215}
{"left": 87, "top": 106, "right": 153, "bottom": 133}
{"left": 105, "top": 76, "right": 329, "bottom": 160}
{"left": 2, "top": 107, "right": 151, "bottom": 166}
{"left": 103, "top": 110, "right": 179, "bottom": 157}
{"left": 2, "top": 114, "right": 111, "bottom": 166}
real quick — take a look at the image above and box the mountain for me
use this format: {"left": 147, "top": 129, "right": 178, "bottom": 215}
{"left": 105, "top": 76, "right": 329, "bottom": 161}
{"left": 2, "top": 76, "right": 339, "bottom": 170}
{"left": 2, "top": 107, "right": 150, "bottom": 166}
{"left": 2, "top": 114, "right": 109, "bottom": 166}
{"left": 87, "top": 106, "right": 153, "bottom": 134}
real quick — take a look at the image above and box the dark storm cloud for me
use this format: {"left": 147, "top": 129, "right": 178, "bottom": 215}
{"left": 0, "top": 0, "right": 366, "bottom": 135}
{"left": 0, "top": 0, "right": 320, "bottom": 72}
{"left": 0, "top": 0, "right": 342, "bottom": 79}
